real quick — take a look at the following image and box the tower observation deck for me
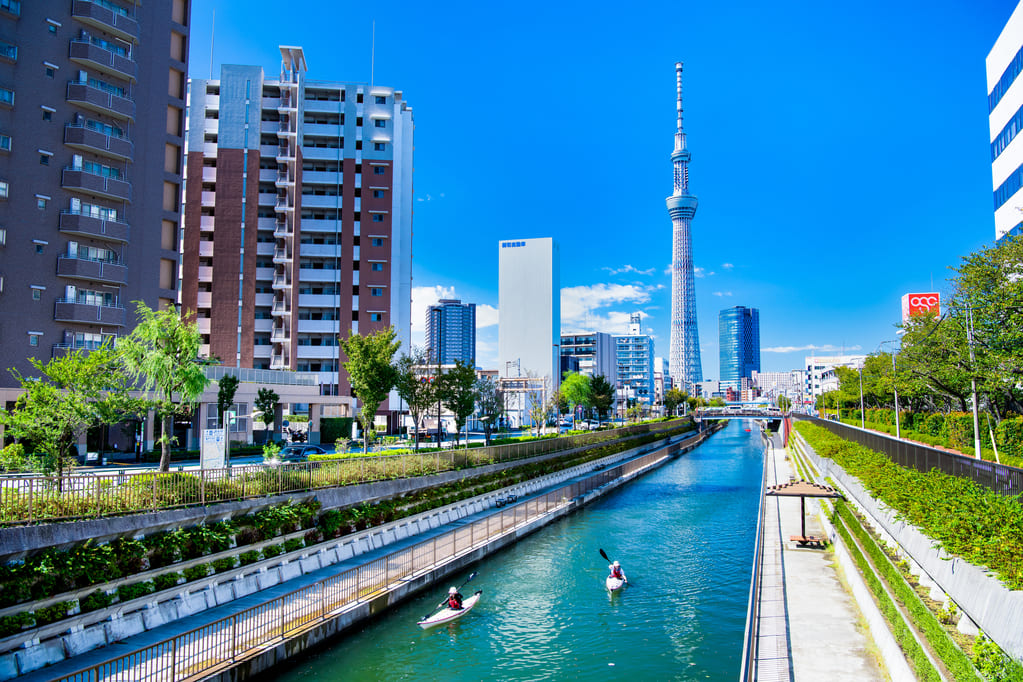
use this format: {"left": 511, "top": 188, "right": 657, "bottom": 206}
{"left": 667, "top": 62, "right": 703, "bottom": 389}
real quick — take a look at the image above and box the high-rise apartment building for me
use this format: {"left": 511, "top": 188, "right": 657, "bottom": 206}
{"left": 180, "top": 46, "right": 413, "bottom": 400}
{"left": 0, "top": 0, "right": 191, "bottom": 407}
{"left": 719, "top": 306, "right": 760, "bottom": 391}
{"left": 653, "top": 356, "right": 670, "bottom": 408}
{"left": 498, "top": 238, "right": 560, "bottom": 390}
{"left": 426, "top": 298, "right": 475, "bottom": 365}
{"left": 560, "top": 331, "right": 617, "bottom": 385}
{"left": 615, "top": 313, "right": 655, "bottom": 405}
{"left": 667, "top": 62, "right": 703, "bottom": 389}
{"left": 804, "top": 354, "right": 865, "bottom": 399}
{"left": 988, "top": 1, "right": 1023, "bottom": 243}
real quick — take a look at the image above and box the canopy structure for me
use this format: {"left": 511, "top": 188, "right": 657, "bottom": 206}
{"left": 766, "top": 480, "right": 844, "bottom": 541}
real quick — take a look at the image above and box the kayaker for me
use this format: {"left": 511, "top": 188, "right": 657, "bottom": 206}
{"left": 447, "top": 586, "right": 464, "bottom": 610}
{"left": 608, "top": 561, "right": 625, "bottom": 580}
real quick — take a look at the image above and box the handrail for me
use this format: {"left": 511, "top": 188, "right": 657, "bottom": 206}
{"left": 0, "top": 420, "right": 689, "bottom": 526}
{"left": 52, "top": 444, "right": 679, "bottom": 682}
{"left": 739, "top": 433, "right": 770, "bottom": 681}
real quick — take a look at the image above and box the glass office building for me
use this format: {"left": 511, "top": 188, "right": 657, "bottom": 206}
{"left": 719, "top": 306, "right": 760, "bottom": 391}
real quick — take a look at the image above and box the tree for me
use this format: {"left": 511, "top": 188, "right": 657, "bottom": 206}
{"left": 561, "top": 372, "right": 591, "bottom": 425}
{"left": 118, "top": 302, "right": 209, "bottom": 472}
{"left": 436, "top": 360, "right": 477, "bottom": 448}
{"left": 525, "top": 374, "right": 553, "bottom": 437}
{"left": 216, "top": 374, "right": 240, "bottom": 429}
{"left": 777, "top": 395, "right": 792, "bottom": 411}
{"left": 663, "top": 387, "right": 687, "bottom": 417}
{"left": 340, "top": 327, "right": 400, "bottom": 454}
{"left": 0, "top": 346, "right": 128, "bottom": 478}
{"left": 590, "top": 374, "right": 615, "bottom": 423}
{"left": 394, "top": 346, "right": 436, "bottom": 451}
{"left": 475, "top": 377, "right": 504, "bottom": 445}
{"left": 255, "top": 388, "right": 280, "bottom": 443}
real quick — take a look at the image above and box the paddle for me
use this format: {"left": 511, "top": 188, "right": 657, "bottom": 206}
{"left": 424, "top": 571, "right": 478, "bottom": 618}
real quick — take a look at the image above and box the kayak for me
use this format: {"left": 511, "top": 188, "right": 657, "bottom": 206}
{"left": 417, "top": 590, "right": 483, "bottom": 629}
{"left": 606, "top": 575, "right": 627, "bottom": 592}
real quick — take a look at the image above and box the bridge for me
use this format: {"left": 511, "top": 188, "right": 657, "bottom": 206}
{"left": 694, "top": 407, "right": 788, "bottom": 420}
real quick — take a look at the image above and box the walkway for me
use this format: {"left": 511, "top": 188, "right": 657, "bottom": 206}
{"left": 756, "top": 434, "right": 886, "bottom": 681}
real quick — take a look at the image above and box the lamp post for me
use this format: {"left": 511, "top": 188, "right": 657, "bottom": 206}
{"left": 858, "top": 365, "right": 865, "bottom": 429}
{"left": 965, "top": 306, "right": 982, "bottom": 459}
{"left": 881, "top": 340, "right": 901, "bottom": 439}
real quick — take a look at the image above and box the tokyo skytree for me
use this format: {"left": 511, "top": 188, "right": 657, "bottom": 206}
{"left": 666, "top": 62, "right": 703, "bottom": 389}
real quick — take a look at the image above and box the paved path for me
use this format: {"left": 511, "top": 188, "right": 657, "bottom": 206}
{"left": 759, "top": 435, "right": 887, "bottom": 681}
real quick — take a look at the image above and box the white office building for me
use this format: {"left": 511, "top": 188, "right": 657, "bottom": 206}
{"left": 804, "top": 355, "right": 866, "bottom": 399}
{"left": 988, "top": 1, "right": 1023, "bottom": 243}
{"left": 498, "top": 238, "right": 560, "bottom": 393}
{"left": 752, "top": 370, "right": 805, "bottom": 403}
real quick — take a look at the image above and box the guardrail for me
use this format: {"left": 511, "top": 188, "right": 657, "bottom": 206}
{"left": 54, "top": 444, "right": 678, "bottom": 682}
{"left": 0, "top": 420, "right": 690, "bottom": 526}
{"left": 796, "top": 416, "right": 1023, "bottom": 497}
{"left": 738, "top": 434, "right": 770, "bottom": 681}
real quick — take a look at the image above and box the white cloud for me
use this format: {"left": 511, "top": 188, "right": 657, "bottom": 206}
{"left": 762, "top": 344, "right": 864, "bottom": 353}
{"left": 712, "top": 291, "right": 733, "bottom": 297}
{"left": 561, "top": 283, "right": 655, "bottom": 332}
{"left": 603, "top": 264, "right": 656, "bottom": 276}
{"left": 722, "top": 262, "right": 734, "bottom": 270}
{"left": 411, "top": 285, "right": 456, "bottom": 332}
{"left": 476, "top": 304, "right": 499, "bottom": 328}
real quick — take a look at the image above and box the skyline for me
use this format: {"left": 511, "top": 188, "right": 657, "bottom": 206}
{"left": 186, "top": 0, "right": 1016, "bottom": 379}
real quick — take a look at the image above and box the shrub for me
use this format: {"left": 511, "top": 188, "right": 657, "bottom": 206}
{"left": 0, "top": 443, "right": 29, "bottom": 472}
{"left": 153, "top": 572, "right": 184, "bottom": 592}
{"left": 996, "top": 417, "right": 1023, "bottom": 460}
{"left": 262, "top": 543, "right": 284, "bottom": 559}
{"left": 320, "top": 417, "right": 355, "bottom": 444}
{"left": 283, "top": 538, "right": 304, "bottom": 553}
{"left": 211, "top": 557, "right": 237, "bottom": 573}
{"left": 117, "top": 581, "right": 155, "bottom": 603}
{"left": 80, "top": 590, "right": 114, "bottom": 612}
{"left": 238, "top": 550, "right": 261, "bottom": 566}
{"left": 921, "top": 413, "right": 946, "bottom": 437}
{"left": 34, "top": 601, "right": 74, "bottom": 626}
{"left": 112, "top": 537, "right": 147, "bottom": 574}
{"left": 183, "top": 564, "right": 211, "bottom": 582}
{"left": 144, "top": 530, "right": 185, "bottom": 568}
{"left": 318, "top": 509, "right": 347, "bottom": 538}
{"left": 0, "top": 612, "right": 34, "bottom": 637}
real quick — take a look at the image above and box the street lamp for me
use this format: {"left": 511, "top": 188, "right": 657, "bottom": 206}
{"left": 858, "top": 364, "right": 865, "bottom": 429}
{"left": 965, "top": 306, "right": 982, "bottom": 460}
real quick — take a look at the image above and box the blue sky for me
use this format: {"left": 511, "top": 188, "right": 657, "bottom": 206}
{"left": 188, "top": 0, "right": 1016, "bottom": 376}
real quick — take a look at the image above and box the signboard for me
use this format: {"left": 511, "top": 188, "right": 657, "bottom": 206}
{"left": 901, "top": 292, "right": 940, "bottom": 323}
{"left": 201, "top": 428, "right": 225, "bottom": 470}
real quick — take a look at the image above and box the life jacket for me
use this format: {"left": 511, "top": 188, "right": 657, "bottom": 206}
{"left": 611, "top": 567, "right": 624, "bottom": 579}
{"left": 448, "top": 594, "right": 462, "bottom": 609}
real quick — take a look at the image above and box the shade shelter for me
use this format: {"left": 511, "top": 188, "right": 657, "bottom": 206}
{"left": 766, "top": 480, "right": 844, "bottom": 546}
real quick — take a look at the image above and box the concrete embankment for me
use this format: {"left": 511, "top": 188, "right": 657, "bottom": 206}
{"left": 18, "top": 427, "right": 717, "bottom": 682}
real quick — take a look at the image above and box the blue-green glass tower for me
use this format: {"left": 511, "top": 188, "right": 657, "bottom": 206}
{"left": 719, "top": 306, "right": 760, "bottom": 391}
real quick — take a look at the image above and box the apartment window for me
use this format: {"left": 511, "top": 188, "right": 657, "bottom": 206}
{"left": 70, "top": 197, "right": 118, "bottom": 222}
{"left": 34, "top": 240, "right": 46, "bottom": 254}
{"left": 356, "top": 117, "right": 363, "bottom": 127}
{"left": 39, "top": 152, "right": 50, "bottom": 165}
{"left": 0, "top": 88, "right": 13, "bottom": 107}
{"left": 28, "top": 334, "right": 39, "bottom": 347}
{"left": 41, "top": 107, "right": 53, "bottom": 121}
{"left": 371, "top": 214, "right": 384, "bottom": 222}
{"left": 0, "top": 181, "right": 7, "bottom": 198}
{"left": 372, "top": 189, "right": 384, "bottom": 198}
{"left": 35, "top": 195, "right": 47, "bottom": 209}
{"left": 373, "top": 166, "right": 385, "bottom": 175}
{"left": 0, "top": 134, "right": 9, "bottom": 151}
{"left": 374, "top": 142, "right": 386, "bottom": 151}
{"left": 371, "top": 238, "right": 383, "bottom": 247}
{"left": 370, "top": 262, "right": 384, "bottom": 271}
{"left": 374, "top": 119, "right": 386, "bottom": 128}
{"left": 375, "top": 95, "right": 386, "bottom": 104}
{"left": 31, "top": 288, "right": 40, "bottom": 300}
{"left": 46, "top": 18, "right": 61, "bottom": 33}
{"left": 370, "top": 288, "right": 383, "bottom": 296}
{"left": 0, "top": 41, "right": 16, "bottom": 62}
{"left": 369, "top": 313, "right": 383, "bottom": 322}
{"left": 357, "top": 93, "right": 364, "bottom": 103}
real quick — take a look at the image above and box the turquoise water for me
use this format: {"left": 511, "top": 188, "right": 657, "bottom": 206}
{"left": 272, "top": 421, "right": 763, "bottom": 681}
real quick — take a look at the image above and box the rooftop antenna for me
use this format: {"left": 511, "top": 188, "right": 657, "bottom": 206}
{"left": 209, "top": 10, "right": 215, "bottom": 80}
{"left": 370, "top": 20, "right": 375, "bottom": 87}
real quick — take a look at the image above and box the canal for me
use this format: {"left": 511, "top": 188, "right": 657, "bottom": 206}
{"left": 273, "top": 421, "right": 763, "bottom": 681}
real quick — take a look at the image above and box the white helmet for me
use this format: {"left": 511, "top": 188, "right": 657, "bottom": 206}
{"left": 613, "top": 561, "right": 620, "bottom": 567}
{"left": 449, "top": 586, "right": 458, "bottom": 595}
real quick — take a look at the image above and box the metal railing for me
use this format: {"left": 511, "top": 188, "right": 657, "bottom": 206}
{"left": 797, "top": 416, "right": 1023, "bottom": 497}
{"left": 54, "top": 445, "right": 677, "bottom": 682}
{"left": 0, "top": 420, "right": 689, "bottom": 525}
{"left": 739, "top": 435, "right": 771, "bottom": 681}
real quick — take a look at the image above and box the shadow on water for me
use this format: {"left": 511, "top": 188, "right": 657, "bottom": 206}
{"left": 269, "top": 421, "right": 764, "bottom": 682}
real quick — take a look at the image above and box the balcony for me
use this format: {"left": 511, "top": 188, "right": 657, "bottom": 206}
{"left": 272, "top": 246, "right": 292, "bottom": 263}
{"left": 54, "top": 299, "right": 126, "bottom": 326}
{"left": 275, "top": 170, "right": 293, "bottom": 187}
{"left": 270, "top": 326, "right": 289, "bottom": 343}
{"left": 56, "top": 255, "right": 127, "bottom": 285}
{"left": 272, "top": 272, "right": 291, "bottom": 289}
{"left": 274, "top": 197, "right": 293, "bottom": 212}
{"left": 59, "top": 210, "right": 129, "bottom": 243}
{"left": 62, "top": 168, "right": 132, "bottom": 202}
{"left": 63, "top": 124, "right": 133, "bottom": 161}
{"left": 271, "top": 299, "right": 291, "bottom": 315}
{"left": 66, "top": 81, "right": 134, "bottom": 121}
{"left": 273, "top": 219, "right": 292, "bottom": 238}
{"left": 68, "top": 40, "right": 137, "bottom": 82}
{"left": 275, "top": 145, "right": 294, "bottom": 161}
{"left": 269, "top": 352, "right": 290, "bottom": 371}
{"left": 71, "top": 0, "right": 139, "bottom": 43}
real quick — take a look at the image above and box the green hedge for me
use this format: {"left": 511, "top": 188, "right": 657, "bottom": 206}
{"left": 996, "top": 418, "right": 1023, "bottom": 461}
{"left": 320, "top": 417, "right": 355, "bottom": 444}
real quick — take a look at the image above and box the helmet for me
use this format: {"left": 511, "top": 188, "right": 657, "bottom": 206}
{"left": 613, "top": 561, "right": 620, "bottom": 567}
{"left": 449, "top": 587, "right": 458, "bottom": 595}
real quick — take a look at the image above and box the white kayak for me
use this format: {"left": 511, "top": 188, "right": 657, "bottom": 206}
{"left": 606, "top": 575, "right": 627, "bottom": 592}
{"left": 417, "top": 590, "right": 483, "bottom": 629}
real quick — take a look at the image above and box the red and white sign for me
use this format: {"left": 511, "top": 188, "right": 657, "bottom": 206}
{"left": 901, "top": 292, "right": 940, "bottom": 323}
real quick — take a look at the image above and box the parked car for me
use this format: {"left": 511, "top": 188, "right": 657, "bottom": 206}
{"left": 278, "top": 444, "right": 328, "bottom": 462}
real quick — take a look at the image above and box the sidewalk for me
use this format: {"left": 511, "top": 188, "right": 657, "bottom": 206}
{"left": 758, "top": 436, "right": 888, "bottom": 681}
